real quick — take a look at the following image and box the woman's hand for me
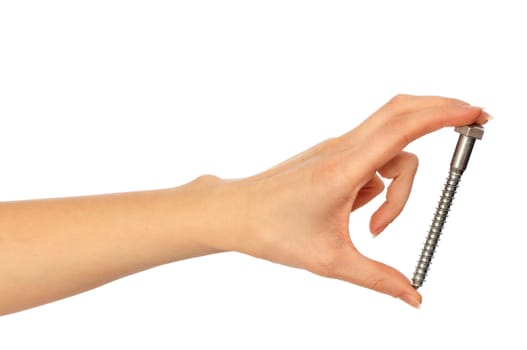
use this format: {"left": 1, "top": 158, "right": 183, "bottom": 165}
{"left": 205, "top": 95, "right": 490, "bottom": 308}
{"left": 0, "top": 94, "right": 489, "bottom": 315}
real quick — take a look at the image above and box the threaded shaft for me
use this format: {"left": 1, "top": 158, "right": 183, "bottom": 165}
{"left": 411, "top": 170, "right": 462, "bottom": 288}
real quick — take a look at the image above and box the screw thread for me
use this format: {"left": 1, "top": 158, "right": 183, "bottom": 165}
{"left": 411, "top": 170, "right": 462, "bottom": 289}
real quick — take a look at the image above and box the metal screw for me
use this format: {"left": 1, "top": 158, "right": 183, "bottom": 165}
{"left": 411, "top": 123, "right": 484, "bottom": 289}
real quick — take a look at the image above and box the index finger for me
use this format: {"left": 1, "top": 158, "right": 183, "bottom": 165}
{"left": 354, "top": 104, "right": 488, "bottom": 175}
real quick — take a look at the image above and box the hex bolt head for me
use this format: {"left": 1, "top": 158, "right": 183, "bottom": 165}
{"left": 454, "top": 123, "right": 484, "bottom": 140}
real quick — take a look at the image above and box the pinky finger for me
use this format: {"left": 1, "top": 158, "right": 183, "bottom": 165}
{"left": 370, "top": 152, "right": 418, "bottom": 235}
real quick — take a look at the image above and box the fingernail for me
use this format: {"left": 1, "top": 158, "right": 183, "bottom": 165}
{"left": 373, "top": 224, "right": 387, "bottom": 236}
{"left": 481, "top": 110, "right": 494, "bottom": 120}
{"left": 399, "top": 293, "right": 422, "bottom": 309}
{"left": 475, "top": 110, "right": 493, "bottom": 125}
{"left": 459, "top": 104, "right": 484, "bottom": 110}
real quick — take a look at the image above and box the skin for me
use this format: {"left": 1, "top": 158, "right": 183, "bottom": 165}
{"left": 0, "top": 95, "right": 490, "bottom": 315}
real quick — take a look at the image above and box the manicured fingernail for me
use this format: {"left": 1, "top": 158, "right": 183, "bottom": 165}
{"left": 481, "top": 110, "right": 494, "bottom": 120}
{"left": 373, "top": 224, "right": 387, "bottom": 235}
{"left": 459, "top": 104, "right": 484, "bottom": 110}
{"left": 399, "top": 293, "right": 421, "bottom": 309}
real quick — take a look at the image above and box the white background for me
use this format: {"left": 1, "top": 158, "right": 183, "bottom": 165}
{"left": 0, "top": 1, "right": 525, "bottom": 349}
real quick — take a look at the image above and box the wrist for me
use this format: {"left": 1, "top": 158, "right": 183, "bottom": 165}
{"left": 162, "top": 175, "right": 252, "bottom": 262}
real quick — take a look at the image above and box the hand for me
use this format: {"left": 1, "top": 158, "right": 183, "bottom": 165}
{"left": 204, "top": 94, "right": 489, "bottom": 308}
{"left": 0, "top": 94, "right": 489, "bottom": 315}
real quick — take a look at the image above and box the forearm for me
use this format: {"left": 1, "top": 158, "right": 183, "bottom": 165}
{"left": 0, "top": 176, "right": 225, "bottom": 315}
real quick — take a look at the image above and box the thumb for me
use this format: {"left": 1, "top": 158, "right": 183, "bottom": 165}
{"left": 330, "top": 248, "right": 422, "bottom": 308}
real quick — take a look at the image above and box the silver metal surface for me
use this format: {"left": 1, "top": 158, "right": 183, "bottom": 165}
{"left": 411, "top": 124, "right": 484, "bottom": 289}
{"left": 454, "top": 124, "right": 484, "bottom": 140}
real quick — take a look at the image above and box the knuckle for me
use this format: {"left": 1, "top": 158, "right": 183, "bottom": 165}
{"left": 366, "top": 277, "right": 389, "bottom": 294}
{"left": 374, "top": 179, "right": 386, "bottom": 196}
{"left": 387, "top": 113, "right": 412, "bottom": 145}
{"left": 441, "top": 97, "right": 467, "bottom": 106}
{"left": 435, "top": 104, "right": 451, "bottom": 124}
{"left": 405, "top": 152, "right": 419, "bottom": 171}
{"left": 367, "top": 176, "right": 385, "bottom": 197}
{"left": 310, "top": 154, "right": 345, "bottom": 190}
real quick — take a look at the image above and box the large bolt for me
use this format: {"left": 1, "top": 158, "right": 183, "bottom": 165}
{"left": 411, "top": 123, "right": 484, "bottom": 289}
